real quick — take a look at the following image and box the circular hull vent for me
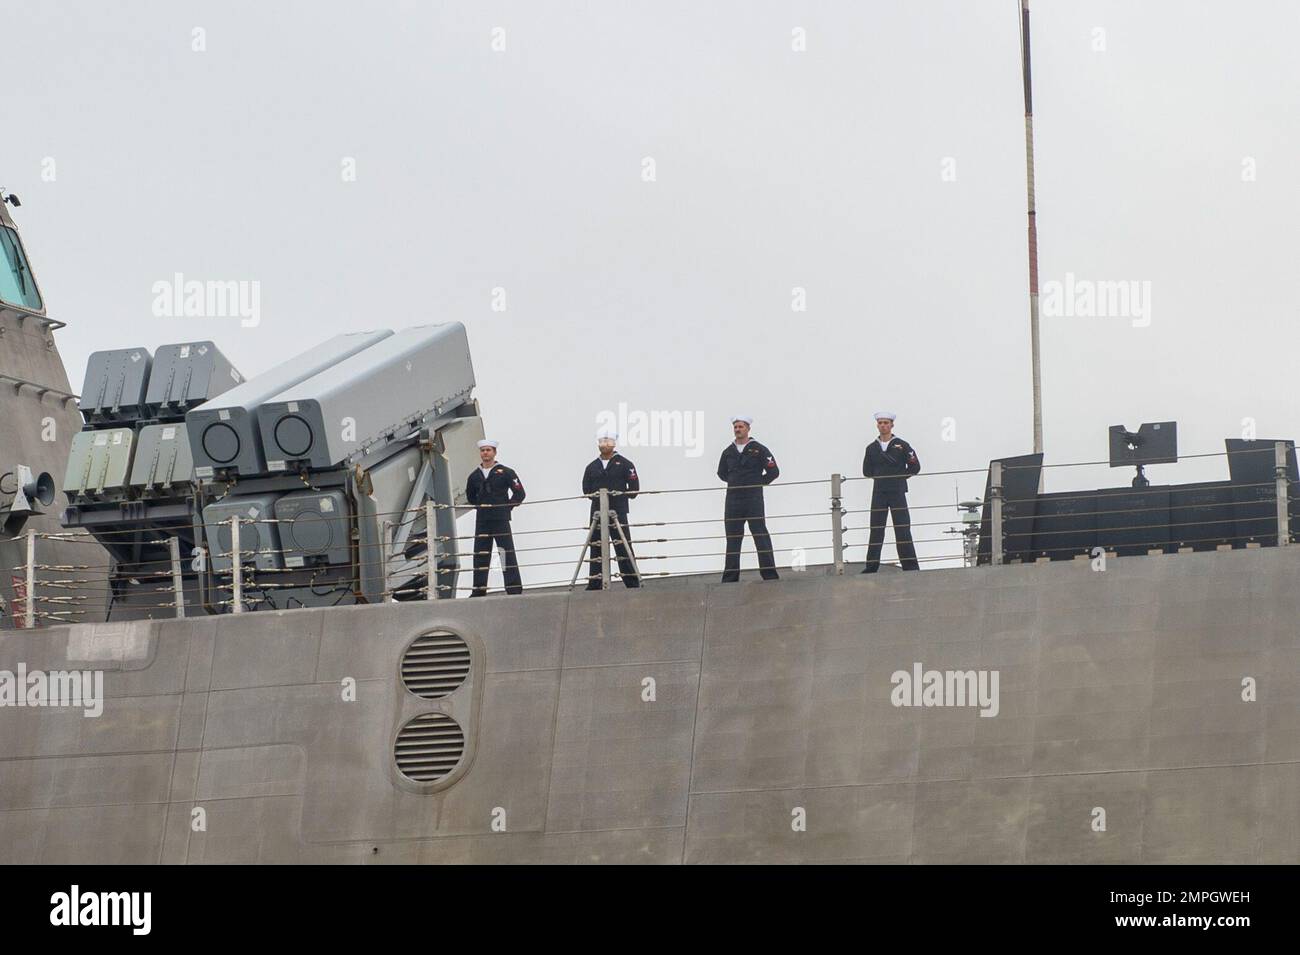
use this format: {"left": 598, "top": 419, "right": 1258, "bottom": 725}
{"left": 401, "top": 631, "right": 471, "bottom": 699}
{"left": 394, "top": 713, "right": 465, "bottom": 783}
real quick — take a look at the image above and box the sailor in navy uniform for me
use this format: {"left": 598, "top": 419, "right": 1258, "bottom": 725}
{"left": 465, "top": 439, "right": 525, "bottom": 596}
{"left": 717, "top": 415, "right": 780, "bottom": 582}
{"left": 861, "top": 411, "right": 921, "bottom": 573}
{"left": 581, "top": 429, "right": 641, "bottom": 590}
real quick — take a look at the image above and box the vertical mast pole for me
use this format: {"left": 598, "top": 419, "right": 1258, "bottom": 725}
{"left": 1021, "top": 0, "right": 1043, "bottom": 456}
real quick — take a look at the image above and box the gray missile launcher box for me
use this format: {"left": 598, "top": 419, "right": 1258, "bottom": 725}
{"left": 187, "top": 329, "right": 394, "bottom": 480}
{"left": 129, "top": 423, "right": 194, "bottom": 493}
{"left": 436, "top": 414, "right": 485, "bottom": 511}
{"left": 79, "top": 347, "right": 152, "bottom": 424}
{"left": 145, "top": 341, "right": 243, "bottom": 419}
{"left": 202, "top": 494, "right": 283, "bottom": 571}
{"left": 274, "top": 489, "right": 351, "bottom": 566}
{"left": 258, "top": 323, "right": 475, "bottom": 471}
{"left": 62, "top": 427, "right": 136, "bottom": 501}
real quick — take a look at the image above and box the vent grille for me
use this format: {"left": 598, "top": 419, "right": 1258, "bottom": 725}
{"left": 401, "top": 631, "right": 471, "bottom": 699}
{"left": 394, "top": 713, "right": 465, "bottom": 783}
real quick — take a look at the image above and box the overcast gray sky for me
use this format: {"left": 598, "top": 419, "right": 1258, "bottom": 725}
{"left": 5, "top": 0, "right": 1298, "bottom": 580}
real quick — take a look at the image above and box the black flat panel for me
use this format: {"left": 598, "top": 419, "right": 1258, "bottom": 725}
{"left": 1226, "top": 438, "right": 1298, "bottom": 546}
{"left": 1097, "top": 487, "right": 1170, "bottom": 556}
{"left": 1225, "top": 438, "right": 1297, "bottom": 485}
{"left": 1229, "top": 483, "right": 1275, "bottom": 548}
{"left": 1108, "top": 422, "right": 1177, "bottom": 468}
{"left": 976, "top": 454, "right": 1042, "bottom": 565}
{"left": 1031, "top": 492, "right": 1097, "bottom": 560}
{"left": 1169, "top": 482, "right": 1235, "bottom": 551}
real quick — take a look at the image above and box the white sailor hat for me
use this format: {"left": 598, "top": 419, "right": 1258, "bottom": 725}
{"left": 595, "top": 428, "right": 619, "bottom": 442}
{"left": 872, "top": 411, "right": 896, "bottom": 422}
{"left": 476, "top": 439, "right": 499, "bottom": 449}
{"left": 730, "top": 414, "right": 753, "bottom": 425}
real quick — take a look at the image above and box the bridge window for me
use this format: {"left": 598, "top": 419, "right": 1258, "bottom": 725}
{"left": 0, "top": 226, "right": 42, "bottom": 311}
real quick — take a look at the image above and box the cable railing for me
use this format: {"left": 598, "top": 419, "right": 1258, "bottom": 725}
{"left": 5, "top": 442, "right": 1296, "bottom": 625}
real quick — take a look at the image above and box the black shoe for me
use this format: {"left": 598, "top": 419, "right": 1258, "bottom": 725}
{"left": 585, "top": 584, "right": 602, "bottom": 591}
{"left": 859, "top": 567, "right": 877, "bottom": 575}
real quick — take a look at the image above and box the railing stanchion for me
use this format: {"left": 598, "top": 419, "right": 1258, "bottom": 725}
{"left": 599, "top": 488, "right": 612, "bottom": 589}
{"left": 1276, "top": 441, "right": 1291, "bottom": 547}
{"left": 425, "top": 501, "right": 438, "bottom": 600}
{"left": 830, "top": 473, "right": 845, "bottom": 575}
{"left": 25, "top": 527, "right": 36, "bottom": 628}
{"left": 382, "top": 520, "right": 393, "bottom": 601}
{"left": 169, "top": 536, "right": 185, "bottom": 618}
{"left": 990, "top": 462, "right": 1004, "bottom": 566}
{"left": 230, "top": 516, "right": 243, "bottom": 613}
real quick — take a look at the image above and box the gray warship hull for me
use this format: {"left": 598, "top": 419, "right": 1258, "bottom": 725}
{"left": 2, "top": 546, "right": 1295, "bottom": 864}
